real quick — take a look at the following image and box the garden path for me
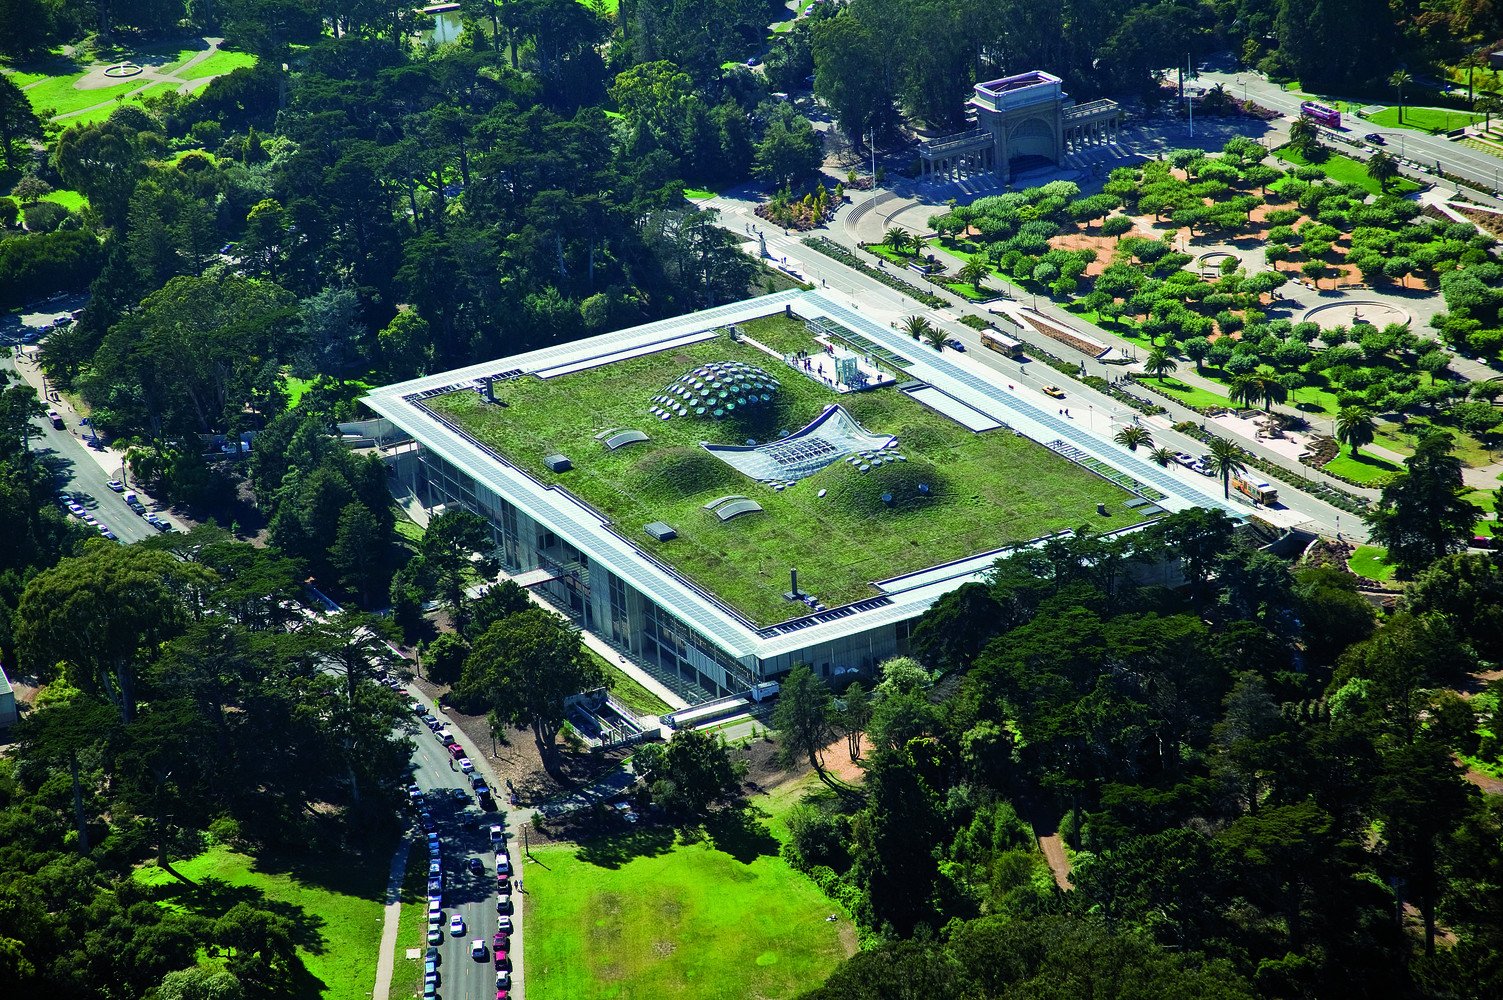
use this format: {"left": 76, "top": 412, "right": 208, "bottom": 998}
{"left": 26, "top": 37, "right": 232, "bottom": 122}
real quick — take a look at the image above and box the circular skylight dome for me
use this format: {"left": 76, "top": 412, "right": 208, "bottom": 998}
{"left": 652, "top": 361, "right": 780, "bottom": 420}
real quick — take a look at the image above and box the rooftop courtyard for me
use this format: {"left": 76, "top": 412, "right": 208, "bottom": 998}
{"left": 424, "top": 315, "right": 1155, "bottom": 626}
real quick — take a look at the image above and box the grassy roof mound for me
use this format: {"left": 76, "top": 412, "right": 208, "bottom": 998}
{"left": 634, "top": 447, "right": 742, "bottom": 500}
{"left": 823, "top": 459, "right": 947, "bottom": 517}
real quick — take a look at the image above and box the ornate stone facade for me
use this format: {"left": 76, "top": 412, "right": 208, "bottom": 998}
{"left": 919, "top": 71, "right": 1121, "bottom": 184}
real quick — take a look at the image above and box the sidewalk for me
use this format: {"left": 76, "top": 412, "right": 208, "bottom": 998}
{"left": 371, "top": 840, "right": 410, "bottom": 1000}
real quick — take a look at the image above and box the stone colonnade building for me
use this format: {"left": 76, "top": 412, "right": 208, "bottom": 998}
{"left": 920, "top": 71, "right": 1121, "bottom": 183}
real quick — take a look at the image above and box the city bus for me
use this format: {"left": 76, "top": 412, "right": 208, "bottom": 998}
{"left": 1299, "top": 101, "right": 1341, "bottom": 128}
{"left": 980, "top": 328, "right": 1024, "bottom": 358}
{"left": 1232, "top": 475, "right": 1279, "bottom": 505}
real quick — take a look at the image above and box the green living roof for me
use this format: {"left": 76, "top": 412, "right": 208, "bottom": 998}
{"left": 425, "top": 315, "right": 1151, "bottom": 626}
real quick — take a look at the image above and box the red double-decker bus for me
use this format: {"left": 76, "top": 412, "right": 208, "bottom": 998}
{"left": 1300, "top": 101, "right": 1341, "bottom": 128}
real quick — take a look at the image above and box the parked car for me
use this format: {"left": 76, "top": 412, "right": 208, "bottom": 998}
{"left": 489, "top": 825, "right": 504, "bottom": 846}
{"left": 493, "top": 932, "right": 508, "bottom": 951}
{"left": 427, "top": 927, "right": 444, "bottom": 945}
{"left": 496, "top": 854, "right": 511, "bottom": 875}
{"left": 446, "top": 743, "right": 465, "bottom": 759}
{"left": 496, "top": 916, "right": 513, "bottom": 934}
{"left": 1172, "top": 452, "right": 1195, "bottom": 468}
{"left": 458, "top": 757, "right": 474, "bottom": 774}
{"left": 106, "top": 480, "right": 124, "bottom": 492}
{"left": 467, "top": 857, "right": 485, "bottom": 876}
{"left": 493, "top": 949, "right": 509, "bottom": 970}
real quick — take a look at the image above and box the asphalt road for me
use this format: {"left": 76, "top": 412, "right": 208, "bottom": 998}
{"left": 2, "top": 349, "right": 166, "bottom": 544}
{"left": 406, "top": 705, "right": 518, "bottom": 1000}
{"left": 1198, "top": 68, "right": 1503, "bottom": 196}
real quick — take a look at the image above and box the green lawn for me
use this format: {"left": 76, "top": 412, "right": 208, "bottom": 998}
{"left": 684, "top": 188, "right": 716, "bottom": 201}
{"left": 39, "top": 189, "right": 88, "bottom": 212}
{"left": 941, "top": 279, "right": 995, "bottom": 302}
{"left": 523, "top": 808, "right": 852, "bottom": 998}
{"left": 1348, "top": 545, "right": 1397, "bottom": 582}
{"left": 136, "top": 844, "right": 393, "bottom": 1000}
{"left": 181, "top": 48, "right": 259, "bottom": 81}
{"left": 1273, "top": 145, "right": 1421, "bottom": 196}
{"left": 388, "top": 847, "right": 429, "bottom": 1000}
{"left": 591, "top": 649, "right": 674, "bottom": 717}
{"left": 1365, "top": 106, "right": 1484, "bottom": 134}
{"left": 428, "top": 319, "right": 1150, "bottom": 625}
{"left": 738, "top": 314, "right": 823, "bottom": 355}
{"left": 16, "top": 43, "right": 250, "bottom": 121}
{"left": 1146, "top": 375, "right": 1233, "bottom": 410}
{"left": 1323, "top": 449, "right": 1400, "bottom": 485}
{"left": 64, "top": 81, "right": 183, "bottom": 124}
{"left": 865, "top": 242, "right": 927, "bottom": 268}
{"left": 24, "top": 72, "right": 144, "bottom": 116}
{"left": 1064, "top": 303, "right": 1143, "bottom": 338}
{"left": 1374, "top": 417, "right": 1495, "bottom": 468}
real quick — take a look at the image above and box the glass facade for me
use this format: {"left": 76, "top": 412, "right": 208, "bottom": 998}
{"left": 411, "top": 442, "right": 897, "bottom": 703}
{"left": 641, "top": 600, "right": 756, "bottom": 697}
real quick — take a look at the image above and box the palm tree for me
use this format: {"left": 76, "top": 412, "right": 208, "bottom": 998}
{"left": 1389, "top": 70, "right": 1413, "bottom": 123}
{"left": 884, "top": 227, "right": 911, "bottom": 256}
{"left": 922, "top": 324, "right": 948, "bottom": 350}
{"left": 1336, "top": 405, "right": 1376, "bottom": 457}
{"left": 1143, "top": 347, "right": 1178, "bottom": 381}
{"left": 1479, "top": 94, "right": 1503, "bottom": 132}
{"left": 1260, "top": 376, "right": 1289, "bottom": 412}
{"left": 1366, "top": 150, "right": 1399, "bottom": 192}
{"left": 1206, "top": 437, "right": 1246, "bottom": 499}
{"left": 957, "top": 259, "right": 989, "bottom": 291}
{"left": 901, "top": 314, "right": 931, "bottom": 341}
{"left": 1147, "top": 446, "right": 1176, "bottom": 468}
{"left": 1289, "top": 115, "right": 1319, "bottom": 154}
{"left": 1230, "top": 374, "right": 1264, "bottom": 410}
{"left": 1113, "top": 425, "right": 1154, "bottom": 452}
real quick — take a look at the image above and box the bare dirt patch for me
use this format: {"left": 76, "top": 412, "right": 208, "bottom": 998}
{"left": 409, "top": 673, "right": 628, "bottom": 807}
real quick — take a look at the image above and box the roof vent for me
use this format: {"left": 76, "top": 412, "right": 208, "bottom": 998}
{"left": 543, "top": 454, "right": 572, "bottom": 472}
{"left": 645, "top": 521, "right": 677, "bottom": 541}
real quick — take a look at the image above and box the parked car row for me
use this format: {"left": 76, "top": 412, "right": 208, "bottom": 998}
{"left": 58, "top": 492, "right": 117, "bottom": 540}
{"left": 1171, "top": 452, "right": 1216, "bottom": 477}
{"left": 409, "top": 700, "right": 515, "bottom": 998}
{"left": 99, "top": 481, "right": 174, "bottom": 531}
